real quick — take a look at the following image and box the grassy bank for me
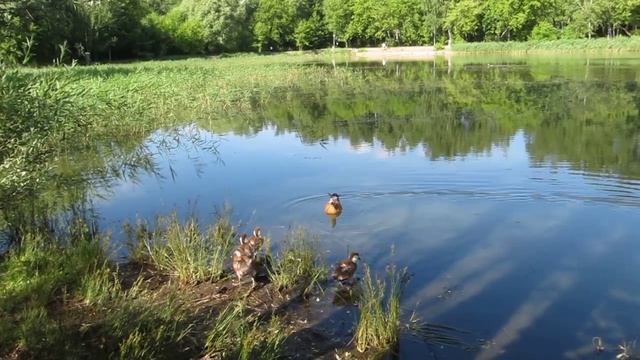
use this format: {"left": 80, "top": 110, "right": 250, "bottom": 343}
{"left": 0, "top": 212, "right": 333, "bottom": 359}
{"left": 452, "top": 36, "right": 640, "bottom": 53}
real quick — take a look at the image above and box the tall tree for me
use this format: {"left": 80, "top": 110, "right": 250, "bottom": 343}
{"left": 484, "top": 0, "right": 551, "bottom": 41}
{"left": 444, "top": 0, "right": 485, "bottom": 43}
{"left": 253, "top": 0, "right": 296, "bottom": 51}
{"left": 180, "top": 0, "right": 256, "bottom": 52}
{"left": 423, "top": 0, "right": 450, "bottom": 45}
{"left": 294, "top": 6, "right": 329, "bottom": 49}
{"left": 347, "top": 0, "right": 382, "bottom": 45}
{"left": 323, "top": 0, "right": 353, "bottom": 47}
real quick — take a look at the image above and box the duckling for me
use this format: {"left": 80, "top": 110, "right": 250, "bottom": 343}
{"left": 232, "top": 247, "right": 257, "bottom": 288}
{"left": 237, "top": 234, "right": 256, "bottom": 258}
{"left": 332, "top": 252, "right": 360, "bottom": 284}
{"left": 246, "top": 227, "right": 264, "bottom": 253}
{"left": 324, "top": 193, "right": 343, "bottom": 215}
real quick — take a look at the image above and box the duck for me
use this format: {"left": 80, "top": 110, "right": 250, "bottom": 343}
{"left": 324, "top": 193, "right": 343, "bottom": 215}
{"left": 237, "top": 233, "right": 256, "bottom": 257}
{"left": 332, "top": 252, "right": 360, "bottom": 284}
{"left": 232, "top": 246, "right": 257, "bottom": 288}
{"left": 245, "top": 227, "right": 264, "bottom": 254}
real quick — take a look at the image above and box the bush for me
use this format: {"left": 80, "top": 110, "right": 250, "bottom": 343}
{"left": 529, "top": 21, "right": 560, "bottom": 41}
{"left": 140, "top": 10, "right": 206, "bottom": 56}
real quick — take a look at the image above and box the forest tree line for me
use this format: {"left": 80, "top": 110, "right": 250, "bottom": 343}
{"left": 2, "top": 0, "right": 640, "bottom": 64}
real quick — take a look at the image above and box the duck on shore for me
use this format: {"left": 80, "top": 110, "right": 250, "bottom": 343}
{"left": 332, "top": 252, "right": 360, "bottom": 285}
{"left": 232, "top": 227, "right": 265, "bottom": 287}
{"left": 232, "top": 248, "right": 257, "bottom": 288}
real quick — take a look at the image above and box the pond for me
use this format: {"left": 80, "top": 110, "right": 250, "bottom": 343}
{"left": 83, "top": 55, "right": 640, "bottom": 358}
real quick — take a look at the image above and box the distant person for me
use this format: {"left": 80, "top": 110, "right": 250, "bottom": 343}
{"left": 382, "top": 42, "right": 388, "bottom": 49}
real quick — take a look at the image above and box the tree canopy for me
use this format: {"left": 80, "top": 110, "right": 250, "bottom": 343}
{"left": 2, "top": 0, "right": 640, "bottom": 64}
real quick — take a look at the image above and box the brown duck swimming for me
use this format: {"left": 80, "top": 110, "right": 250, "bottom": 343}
{"left": 332, "top": 252, "right": 360, "bottom": 284}
{"left": 324, "top": 193, "right": 343, "bottom": 215}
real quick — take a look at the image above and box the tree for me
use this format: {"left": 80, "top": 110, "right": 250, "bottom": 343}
{"left": 423, "top": 0, "right": 450, "bottom": 45}
{"left": 294, "top": 8, "right": 329, "bottom": 49}
{"left": 592, "top": 0, "right": 640, "bottom": 37}
{"left": 484, "top": 0, "right": 552, "bottom": 41}
{"left": 0, "top": 0, "right": 84, "bottom": 64}
{"left": 77, "top": 0, "right": 149, "bottom": 60}
{"left": 323, "top": 0, "right": 353, "bottom": 47}
{"left": 347, "top": 0, "right": 382, "bottom": 45}
{"left": 253, "top": 0, "right": 296, "bottom": 51}
{"left": 444, "top": 0, "right": 485, "bottom": 42}
{"left": 179, "top": 0, "right": 256, "bottom": 53}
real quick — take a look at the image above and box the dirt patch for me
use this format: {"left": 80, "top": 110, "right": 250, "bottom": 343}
{"left": 352, "top": 46, "right": 451, "bottom": 60}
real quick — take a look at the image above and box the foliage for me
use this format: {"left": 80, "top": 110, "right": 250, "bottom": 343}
{"left": 179, "top": 0, "right": 256, "bottom": 53}
{"left": 0, "top": 69, "right": 90, "bottom": 198}
{"left": 253, "top": 0, "right": 296, "bottom": 51}
{"left": 530, "top": 21, "right": 560, "bottom": 40}
{"left": 3, "top": 0, "right": 640, "bottom": 63}
{"left": 294, "top": 9, "right": 330, "bottom": 50}
{"left": 323, "top": 0, "right": 353, "bottom": 46}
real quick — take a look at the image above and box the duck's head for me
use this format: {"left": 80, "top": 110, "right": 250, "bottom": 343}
{"left": 239, "top": 233, "right": 249, "bottom": 245}
{"left": 253, "top": 227, "right": 262, "bottom": 238}
{"left": 328, "top": 193, "right": 341, "bottom": 205}
{"left": 349, "top": 252, "right": 361, "bottom": 263}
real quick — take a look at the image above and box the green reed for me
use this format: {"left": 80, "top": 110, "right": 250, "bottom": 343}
{"left": 354, "top": 265, "right": 409, "bottom": 354}
{"left": 269, "top": 226, "right": 327, "bottom": 296}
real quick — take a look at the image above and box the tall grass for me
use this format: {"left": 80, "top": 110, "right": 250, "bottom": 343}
{"left": 354, "top": 265, "right": 409, "bottom": 354}
{"left": 204, "top": 302, "right": 289, "bottom": 360}
{"left": 0, "top": 69, "right": 90, "bottom": 198}
{"left": 127, "top": 210, "right": 235, "bottom": 284}
{"left": 269, "top": 227, "right": 327, "bottom": 296}
{"left": 453, "top": 36, "right": 640, "bottom": 53}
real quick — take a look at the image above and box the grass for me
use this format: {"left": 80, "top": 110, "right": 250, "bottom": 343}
{"left": 0, "top": 211, "right": 338, "bottom": 358}
{"left": 124, "top": 208, "right": 235, "bottom": 284}
{"left": 269, "top": 226, "right": 327, "bottom": 296}
{"left": 452, "top": 36, "right": 640, "bottom": 53}
{"left": 354, "top": 264, "right": 409, "bottom": 354}
{"left": 205, "top": 302, "right": 289, "bottom": 360}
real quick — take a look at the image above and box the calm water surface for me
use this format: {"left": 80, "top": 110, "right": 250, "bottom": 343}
{"left": 93, "top": 56, "right": 640, "bottom": 359}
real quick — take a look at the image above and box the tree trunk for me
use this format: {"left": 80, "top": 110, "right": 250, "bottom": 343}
{"left": 447, "top": 28, "right": 452, "bottom": 47}
{"left": 332, "top": 32, "right": 336, "bottom": 49}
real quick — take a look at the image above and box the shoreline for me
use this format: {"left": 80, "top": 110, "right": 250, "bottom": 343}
{"left": 347, "top": 38, "right": 640, "bottom": 61}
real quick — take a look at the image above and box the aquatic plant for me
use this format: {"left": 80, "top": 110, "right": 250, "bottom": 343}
{"left": 131, "top": 209, "right": 235, "bottom": 284}
{"left": 269, "top": 226, "right": 327, "bottom": 296}
{"left": 354, "top": 264, "right": 409, "bottom": 354}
